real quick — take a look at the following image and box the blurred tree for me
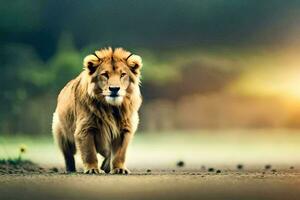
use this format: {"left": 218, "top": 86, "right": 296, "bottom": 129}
{"left": 47, "top": 32, "right": 82, "bottom": 92}
{"left": 0, "top": 44, "right": 43, "bottom": 133}
{"left": 0, "top": 33, "right": 81, "bottom": 134}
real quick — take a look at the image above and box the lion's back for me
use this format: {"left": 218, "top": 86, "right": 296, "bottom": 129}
{"left": 52, "top": 75, "right": 82, "bottom": 139}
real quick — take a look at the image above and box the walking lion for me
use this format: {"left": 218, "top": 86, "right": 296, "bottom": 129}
{"left": 52, "top": 47, "right": 142, "bottom": 174}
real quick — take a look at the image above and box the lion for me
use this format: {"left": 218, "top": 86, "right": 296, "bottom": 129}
{"left": 52, "top": 47, "right": 142, "bottom": 174}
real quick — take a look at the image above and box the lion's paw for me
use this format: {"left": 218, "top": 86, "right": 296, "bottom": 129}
{"left": 112, "top": 167, "right": 130, "bottom": 175}
{"left": 84, "top": 168, "right": 100, "bottom": 174}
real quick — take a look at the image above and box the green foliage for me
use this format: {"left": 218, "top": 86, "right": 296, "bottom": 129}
{"left": 47, "top": 33, "right": 82, "bottom": 92}
{"left": 0, "top": 33, "right": 82, "bottom": 134}
{"left": 141, "top": 51, "right": 181, "bottom": 84}
{"left": 0, "top": 0, "right": 43, "bottom": 32}
{"left": 18, "top": 33, "right": 82, "bottom": 92}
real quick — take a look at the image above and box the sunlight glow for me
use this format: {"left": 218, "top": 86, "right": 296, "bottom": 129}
{"left": 228, "top": 50, "right": 300, "bottom": 102}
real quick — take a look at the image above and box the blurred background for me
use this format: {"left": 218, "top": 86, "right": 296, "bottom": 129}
{"left": 1, "top": 0, "right": 300, "bottom": 168}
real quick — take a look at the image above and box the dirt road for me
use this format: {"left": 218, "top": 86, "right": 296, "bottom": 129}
{"left": 1, "top": 169, "right": 300, "bottom": 200}
{"left": 1, "top": 131, "right": 300, "bottom": 199}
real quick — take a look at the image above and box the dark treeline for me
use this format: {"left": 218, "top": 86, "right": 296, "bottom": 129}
{"left": 2, "top": 0, "right": 299, "bottom": 59}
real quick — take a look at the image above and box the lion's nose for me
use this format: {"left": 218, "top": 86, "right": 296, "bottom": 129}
{"left": 109, "top": 87, "right": 120, "bottom": 94}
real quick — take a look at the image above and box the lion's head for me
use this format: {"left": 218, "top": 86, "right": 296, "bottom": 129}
{"left": 83, "top": 47, "right": 142, "bottom": 106}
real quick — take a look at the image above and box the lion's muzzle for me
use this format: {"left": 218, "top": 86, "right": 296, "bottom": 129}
{"left": 109, "top": 86, "right": 120, "bottom": 97}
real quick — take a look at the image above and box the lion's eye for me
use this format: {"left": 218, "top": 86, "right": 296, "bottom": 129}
{"left": 120, "top": 73, "right": 126, "bottom": 78}
{"left": 100, "top": 72, "right": 109, "bottom": 79}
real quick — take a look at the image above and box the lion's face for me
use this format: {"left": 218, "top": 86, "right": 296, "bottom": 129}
{"left": 83, "top": 47, "right": 142, "bottom": 106}
{"left": 98, "top": 59, "right": 131, "bottom": 105}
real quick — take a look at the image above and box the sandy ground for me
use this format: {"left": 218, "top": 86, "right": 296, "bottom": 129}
{"left": 1, "top": 131, "right": 300, "bottom": 200}
{"left": 1, "top": 169, "right": 300, "bottom": 200}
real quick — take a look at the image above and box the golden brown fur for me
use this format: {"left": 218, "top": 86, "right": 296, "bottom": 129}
{"left": 52, "top": 47, "right": 142, "bottom": 174}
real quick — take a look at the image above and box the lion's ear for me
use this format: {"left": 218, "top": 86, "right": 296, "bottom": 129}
{"left": 83, "top": 54, "right": 101, "bottom": 75}
{"left": 126, "top": 54, "right": 142, "bottom": 75}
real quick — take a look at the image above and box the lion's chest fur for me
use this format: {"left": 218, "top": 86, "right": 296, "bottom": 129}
{"left": 85, "top": 99, "right": 134, "bottom": 141}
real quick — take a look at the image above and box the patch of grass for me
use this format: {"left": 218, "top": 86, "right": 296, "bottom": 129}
{"left": 0, "top": 158, "right": 45, "bottom": 174}
{"left": 0, "top": 158, "right": 34, "bottom": 166}
{"left": 0, "top": 144, "right": 46, "bottom": 174}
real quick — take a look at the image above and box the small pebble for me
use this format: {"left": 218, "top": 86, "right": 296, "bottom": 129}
{"left": 176, "top": 161, "right": 185, "bottom": 167}
{"left": 237, "top": 164, "right": 244, "bottom": 170}
{"left": 172, "top": 169, "right": 176, "bottom": 172}
{"left": 50, "top": 167, "right": 59, "bottom": 172}
{"left": 208, "top": 168, "right": 215, "bottom": 172}
{"left": 265, "top": 164, "right": 272, "bottom": 170}
{"left": 271, "top": 169, "right": 277, "bottom": 173}
{"left": 146, "top": 169, "right": 151, "bottom": 173}
{"left": 290, "top": 166, "right": 294, "bottom": 170}
{"left": 216, "top": 169, "right": 221, "bottom": 173}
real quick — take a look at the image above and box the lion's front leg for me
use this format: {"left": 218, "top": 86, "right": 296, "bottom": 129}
{"left": 112, "top": 131, "right": 133, "bottom": 174}
{"left": 94, "top": 133, "right": 112, "bottom": 174}
{"left": 75, "top": 129, "right": 99, "bottom": 174}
